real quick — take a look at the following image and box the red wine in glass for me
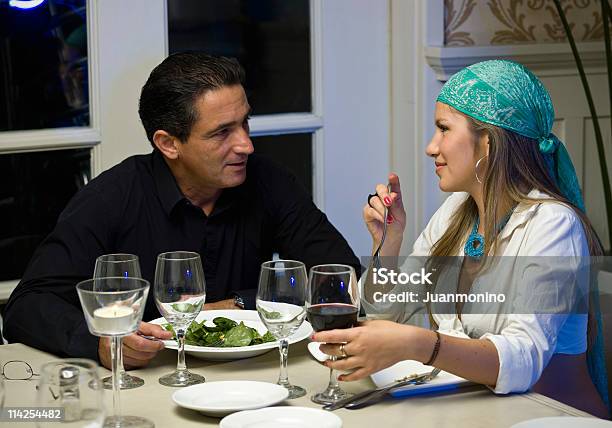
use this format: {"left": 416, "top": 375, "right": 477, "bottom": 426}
{"left": 307, "top": 303, "right": 358, "bottom": 332}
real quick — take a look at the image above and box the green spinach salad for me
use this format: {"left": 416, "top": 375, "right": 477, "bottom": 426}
{"left": 163, "top": 316, "right": 276, "bottom": 348}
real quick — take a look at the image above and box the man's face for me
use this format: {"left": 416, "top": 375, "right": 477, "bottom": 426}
{"left": 175, "top": 85, "right": 254, "bottom": 190}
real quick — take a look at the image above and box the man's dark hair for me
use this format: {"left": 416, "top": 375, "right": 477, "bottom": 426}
{"left": 138, "top": 52, "right": 245, "bottom": 145}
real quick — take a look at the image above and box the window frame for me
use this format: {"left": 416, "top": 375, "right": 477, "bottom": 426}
{"left": 0, "top": 0, "right": 391, "bottom": 300}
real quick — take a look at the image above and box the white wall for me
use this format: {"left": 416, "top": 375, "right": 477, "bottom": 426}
{"left": 390, "top": 0, "right": 447, "bottom": 256}
{"left": 93, "top": 0, "right": 167, "bottom": 174}
{"left": 319, "top": 0, "right": 391, "bottom": 258}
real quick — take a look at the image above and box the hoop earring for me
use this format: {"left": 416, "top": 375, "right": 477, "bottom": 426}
{"left": 475, "top": 155, "right": 488, "bottom": 184}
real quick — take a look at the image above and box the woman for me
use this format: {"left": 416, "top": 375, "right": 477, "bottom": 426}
{"left": 313, "top": 60, "right": 609, "bottom": 418}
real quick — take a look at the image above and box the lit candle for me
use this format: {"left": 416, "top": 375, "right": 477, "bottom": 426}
{"left": 92, "top": 305, "right": 135, "bottom": 335}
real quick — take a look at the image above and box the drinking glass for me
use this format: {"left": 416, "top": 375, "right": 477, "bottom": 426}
{"left": 36, "top": 359, "right": 105, "bottom": 428}
{"left": 256, "top": 260, "right": 308, "bottom": 399}
{"left": 77, "top": 277, "right": 152, "bottom": 428}
{"left": 94, "top": 254, "right": 144, "bottom": 390}
{"left": 307, "top": 264, "right": 360, "bottom": 405}
{"left": 154, "top": 251, "right": 206, "bottom": 387}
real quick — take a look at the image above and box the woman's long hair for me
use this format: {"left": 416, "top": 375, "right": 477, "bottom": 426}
{"left": 430, "top": 113, "right": 603, "bottom": 258}
{"left": 427, "top": 112, "right": 603, "bottom": 345}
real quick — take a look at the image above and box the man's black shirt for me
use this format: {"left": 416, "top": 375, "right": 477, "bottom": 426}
{"left": 3, "top": 151, "right": 360, "bottom": 360}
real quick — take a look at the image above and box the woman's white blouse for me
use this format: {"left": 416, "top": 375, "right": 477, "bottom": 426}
{"left": 367, "top": 189, "right": 590, "bottom": 394}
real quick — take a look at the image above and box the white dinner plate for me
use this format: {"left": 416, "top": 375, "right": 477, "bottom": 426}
{"left": 172, "top": 381, "right": 289, "bottom": 417}
{"left": 220, "top": 406, "right": 343, "bottom": 428}
{"left": 150, "top": 310, "right": 312, "bottom": 360}
{"left": 511, "top": 417, "right": 612, "bottom": 428}
{"left": 371, "top": 359, "right": 471, "bottom": 397}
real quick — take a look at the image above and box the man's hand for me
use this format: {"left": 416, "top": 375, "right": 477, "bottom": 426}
{"left": 98, "top": 322, "right": 173, "bottom": 370}
{"left": 204, "top": 298, "right": 242, "bottom": 310}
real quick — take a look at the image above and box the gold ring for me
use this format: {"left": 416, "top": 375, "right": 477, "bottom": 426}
{"left": 339, "top": 343, "right": 348, "bottom": 358}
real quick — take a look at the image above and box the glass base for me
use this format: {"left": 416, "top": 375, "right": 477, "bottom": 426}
{"left": 104, "top": 415, "right": 154, "bottom": 428}
{"left": 158, "top": 370, "right": 205, "bottom": 387}
{"left": 101, "top": 372, "right": 145, "bottom": 390}
{"left": 311, "top": 385, "right": 351, "bottom": 405}
{"left": 280, "top": 383, "right": 307, "bottom": 399}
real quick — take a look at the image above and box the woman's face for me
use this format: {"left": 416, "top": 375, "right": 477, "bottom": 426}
{"left": 426, "top": 102, "right": 488, "bottom": 193}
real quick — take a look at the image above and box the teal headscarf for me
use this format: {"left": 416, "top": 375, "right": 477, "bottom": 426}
{"left": 436, "top": 60, "right": 584, "bottom": 212}
{"left": 438, "top": 60, "right": 608, "bottom": 408}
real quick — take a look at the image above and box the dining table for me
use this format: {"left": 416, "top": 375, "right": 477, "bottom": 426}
{"left": 0, "top": 340, "right": 593, "bottom": 428}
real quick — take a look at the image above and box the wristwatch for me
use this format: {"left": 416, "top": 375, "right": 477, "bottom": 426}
{"left": 233, "top": 295, "right": 245, "bottom": 309}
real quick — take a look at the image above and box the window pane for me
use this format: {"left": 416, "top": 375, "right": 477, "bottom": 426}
{"left": 0, "top": 148, "right": 91, "bottom": 280}
{"left": 0, "top": 0, "right": 89, "bottom": 131}
{"left": 252, "top": 133, "right": 312, "bottom": 195}
{"left": 167, "top": 0, "right": 311, "bottom": 115}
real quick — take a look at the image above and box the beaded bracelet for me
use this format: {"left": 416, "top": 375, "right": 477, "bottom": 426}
{"left": 424, "top": 331, "right": 441, "bottom": 366}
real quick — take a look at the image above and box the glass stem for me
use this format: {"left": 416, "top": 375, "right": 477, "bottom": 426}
{"left": 176, "top": 329, "right": 187, "bottom": 373}
{"left": 277, "top": 338, "right": 290, "bottom": 387}
{"left": 110, "top": 336, "right": 122, "bottom": 420}
{"left": 117, "top": 339, "right": 126, "bottom": 379}
{"left": 327, "top": 356, "right": 340, "bottom": 390}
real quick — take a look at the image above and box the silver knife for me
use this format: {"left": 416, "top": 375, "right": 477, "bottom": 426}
{"left": 323, "top": 371, "right": 434, "bottom": 411}
{"left": 346, "top": 368, "right": 441, "bottom": 409}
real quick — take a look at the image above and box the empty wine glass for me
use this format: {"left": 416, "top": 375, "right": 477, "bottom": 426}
{"left": 256, "top": 260, "right": 308, "bottom": 399}
{"left": 36, "top": 359, "right": 105, "bottom": 428}
{"left": 154, "top": 251, "right": 206, "bottom": 387}
{"left": 77, "top": 277, "right": 152, "bottom": 428}
{"left": 307, "top": 264, "right": 360, "bottom": 405}
{"left": 94, "top": 254, "right": 144, "bottom": 390}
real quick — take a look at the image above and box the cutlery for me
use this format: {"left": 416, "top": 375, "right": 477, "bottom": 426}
{"left": 371, "top": 183, "right": 391, "bottom": 270}
{"left": 323, "top": 368, "right": 440, "bottom": 411}
{"left": 345, "top": 368, "right": 441, "bottom": 409}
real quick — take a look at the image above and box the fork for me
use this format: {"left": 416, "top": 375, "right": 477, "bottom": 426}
{"left": 323, "top": 368, "right": 441, "bottom": 411}
{"left": 344, "top": 368, "right": 441, "bottom": 409}
{"left": 371, "top": 183, "right": 391, "bottom": 270}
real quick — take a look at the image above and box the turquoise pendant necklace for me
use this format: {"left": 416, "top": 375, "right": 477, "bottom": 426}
{"left": 464, "top": 210, "right": 514, "bottom": 259}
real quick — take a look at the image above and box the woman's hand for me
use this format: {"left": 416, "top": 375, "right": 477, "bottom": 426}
{"left": 363, "top": 174, "right": 406, "bottom": 256}
{"left": 313, "top": 320, "right": 433, "bottom": 381}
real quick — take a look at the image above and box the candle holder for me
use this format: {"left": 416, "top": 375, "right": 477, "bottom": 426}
{"left": 77, "top": 277, "right": 153, "bottom": 428}
{"left": 94, "top": 254, "right": 145, "bottom": 390}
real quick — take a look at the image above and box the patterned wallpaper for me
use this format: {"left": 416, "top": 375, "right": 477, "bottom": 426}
{"left": 444, "top": 0, "right": 604, "bottom": 46}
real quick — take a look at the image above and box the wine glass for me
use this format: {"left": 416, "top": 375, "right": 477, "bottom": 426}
{"left": 256, "top": 260, "right": 308, "bottom": 399}
{"left": 36, "top": 359, "right": 105, "bottom": 428}
{"left": 307, "top": 264, "right": 360, "bottom": 405}
{"left": 94, "top": 254, "right": 144, "bottom": 390}
{"left": 154, "top": 251, "right": 206, "bottom": 387}
{"left": 77, "top": 277, "right": 152, "bottom": 428}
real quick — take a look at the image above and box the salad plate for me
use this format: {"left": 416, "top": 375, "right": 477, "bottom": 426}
{"left": 511, "top": 417, "right": 612, "bottom": 428}
{"left": 150, "top": 310, "right": 312, "bottom": 360}
{"left": 172, "top": 381, "right": 289, "bottom": 417}
{"left": 220, "top": 407, "right": 342, "bottom": 428}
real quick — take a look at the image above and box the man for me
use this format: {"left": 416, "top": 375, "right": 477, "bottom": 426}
{"left": 3, "top": 52, "right": 360, "bottom": 369}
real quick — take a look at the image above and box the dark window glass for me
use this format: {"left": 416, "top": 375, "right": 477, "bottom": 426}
{"left": 167, "top": 0, "right": 311, "bottom": 115}
{"left": 0, "top": 148, "right": 91, "bottom": 280}
{"left": 252, "top": 133, "right": 312, "bottom": 195}
{"left": 0, "top": 0, "right": 88, "bottom": 131}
